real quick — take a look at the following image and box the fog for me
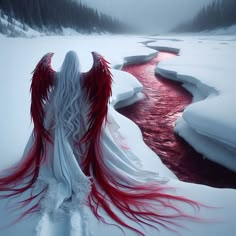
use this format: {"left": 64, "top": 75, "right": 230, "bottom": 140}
{"left": 79, "top": 0, "right": 214, "bottom": 33}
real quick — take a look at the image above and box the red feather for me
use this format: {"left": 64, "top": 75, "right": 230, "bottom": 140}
{"left": 80, "top": 52, "right": 201, "bottom": 235}
{"left": 30, "top": 52, "right": 55, "bottom": 142}
{"left": 80, "top": 52, "right": 112, "bottom": 175}
{"left": 81, "top": 52, "right": 112, "bottom": 144}
{"left": 0, "top": 53, "right": 55, "bottom": 215}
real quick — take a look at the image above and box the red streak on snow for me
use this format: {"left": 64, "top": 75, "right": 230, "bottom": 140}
{"left": 118, "top": 52, "right": 236, "bottom": 188}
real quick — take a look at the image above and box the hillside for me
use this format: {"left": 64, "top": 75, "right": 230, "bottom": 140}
{"left": 173, "top": 0, "right": 236, "bottom": 33}
{"left": 0, "top": 0, "right": 128, "bottom": 36}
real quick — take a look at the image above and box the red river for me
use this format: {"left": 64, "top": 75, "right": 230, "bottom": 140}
{"left": 118, "top": 52, "right": 236, "bottom": 188}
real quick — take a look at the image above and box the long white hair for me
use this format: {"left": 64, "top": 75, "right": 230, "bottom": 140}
{"left": 53, "top": 50, "right": 83, "bottom": 141}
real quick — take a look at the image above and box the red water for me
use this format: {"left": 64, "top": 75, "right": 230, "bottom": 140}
{"left": 118, "top": 52, "right": 236, "bottom": 188}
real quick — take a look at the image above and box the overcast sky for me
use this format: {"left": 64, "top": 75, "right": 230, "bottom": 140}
{"left": 79, "top": 0, "right": 214, "bottom": 33}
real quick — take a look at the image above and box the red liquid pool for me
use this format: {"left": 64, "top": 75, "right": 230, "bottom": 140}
{"left": 118, "top": 52, "right": 236, "bottom": 188}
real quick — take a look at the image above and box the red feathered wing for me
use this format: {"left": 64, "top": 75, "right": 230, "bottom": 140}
{"left": 0, "top": 53, "right": 55, "bottom": 214}
{"left": 80, "top": 51, "right": 112, "bottom": 176}
{"left": 30, "top": 52, "right": 55, "bottom": 142}
{"left": 80, "top": 52, "right": 201, "bottom": 235}
{"left": 81, "top": 51, "right": 112, "bottom": 146}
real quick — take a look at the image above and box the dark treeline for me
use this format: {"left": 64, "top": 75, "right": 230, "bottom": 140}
{"left": 0, "top": 0, "right": 129, "bottom": 34}
{"left": 173, "top": 0, "right": 236, "bottom": 32}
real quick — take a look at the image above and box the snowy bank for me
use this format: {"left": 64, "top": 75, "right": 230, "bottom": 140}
{"left": 149, "top": 35, "right": 236, "bottom": 171}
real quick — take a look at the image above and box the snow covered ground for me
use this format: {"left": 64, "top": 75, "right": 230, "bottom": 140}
{"left": 0, "top": 34, "right": 236, "bottom": 235}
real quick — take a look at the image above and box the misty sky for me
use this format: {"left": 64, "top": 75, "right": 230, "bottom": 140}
{"left": 79, "top": 0, "right": 214, "bottom": 33}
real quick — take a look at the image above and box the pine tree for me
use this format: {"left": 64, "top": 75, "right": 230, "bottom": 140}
{"left": 172, "top": 0, "right": 236, "bottom": 32}
{"left": 0, "top": 0, "right": 128, "bottom": 34}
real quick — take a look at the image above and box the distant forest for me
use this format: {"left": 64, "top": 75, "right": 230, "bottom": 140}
{"left": 0, "top": 0, "right": 128, "bottom": 34}
{"left": 173, "top": 0, "right": 236, "bottom": 32}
